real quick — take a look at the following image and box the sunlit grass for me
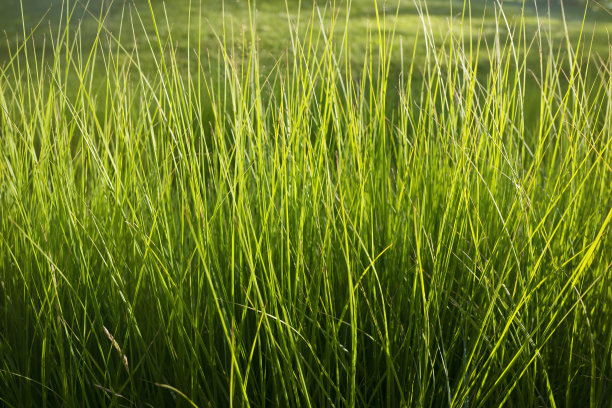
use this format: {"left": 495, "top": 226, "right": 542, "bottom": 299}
{"left": 0, "top": 0, "right": 611, "bottom": 407}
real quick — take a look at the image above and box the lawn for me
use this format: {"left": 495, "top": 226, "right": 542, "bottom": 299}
{"left": 0, "top": 0, "right": 611, "bottom": 407}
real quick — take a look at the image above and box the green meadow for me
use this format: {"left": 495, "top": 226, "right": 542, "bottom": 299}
{"left": 1, "top": 0, "right": 611, "bottom": 406}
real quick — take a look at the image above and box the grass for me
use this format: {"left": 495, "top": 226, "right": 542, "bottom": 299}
{"left": 0, "top": 0, "right": 611, "bottom": 406}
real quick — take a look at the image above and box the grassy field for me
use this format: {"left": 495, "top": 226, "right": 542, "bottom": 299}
{"left": 1, "top": 0, "right": 611, "bottom": 406}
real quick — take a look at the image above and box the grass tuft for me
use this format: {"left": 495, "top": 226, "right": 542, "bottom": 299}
{"left": 0, "top": 0, "right": 611, "bottom": 406}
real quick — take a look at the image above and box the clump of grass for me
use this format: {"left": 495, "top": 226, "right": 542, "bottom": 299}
{"left": 0, "top": 0, "right": 611, "bottom": 406}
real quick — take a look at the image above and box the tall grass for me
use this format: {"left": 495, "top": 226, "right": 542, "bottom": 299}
{"left": 1, "top": 0, "right": 611, "bottom": 406}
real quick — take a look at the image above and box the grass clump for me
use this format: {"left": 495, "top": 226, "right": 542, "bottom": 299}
{"left": 0, "top": 0, "right": 611, "bottom": 406}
